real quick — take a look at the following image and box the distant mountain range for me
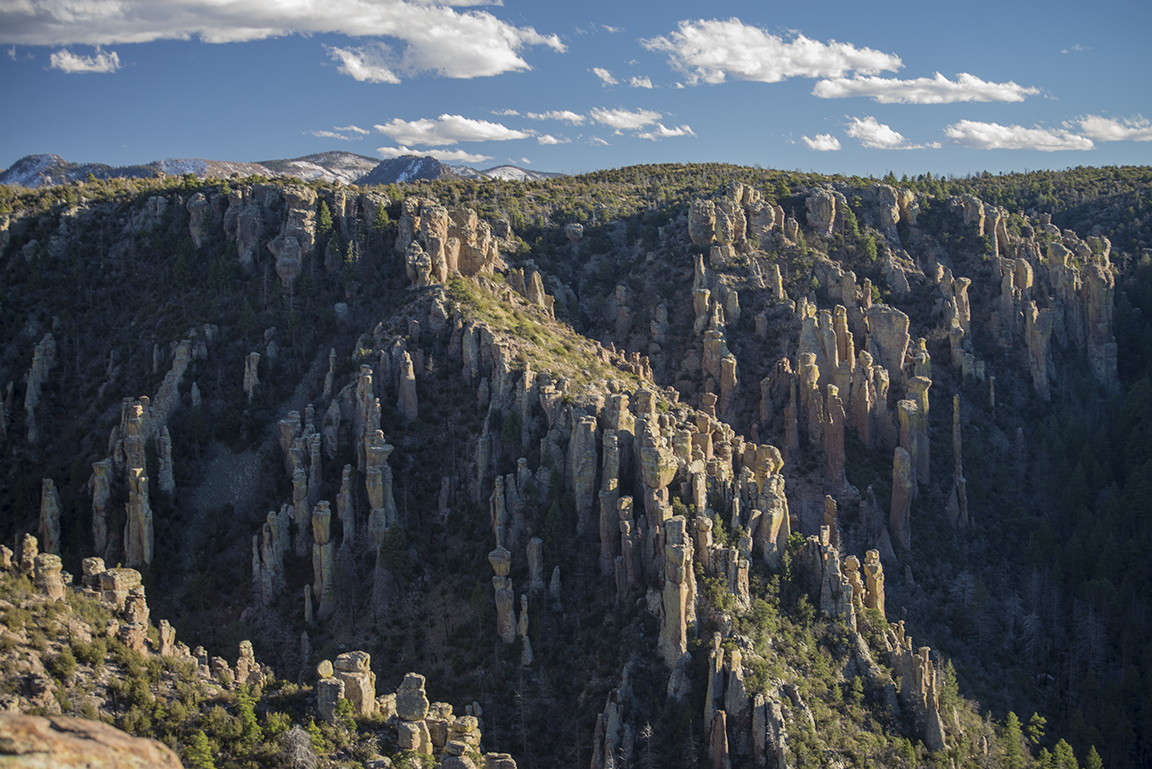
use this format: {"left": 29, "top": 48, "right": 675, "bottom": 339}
{"left": 0, "top": 151, "right": 563, "bottom": 189}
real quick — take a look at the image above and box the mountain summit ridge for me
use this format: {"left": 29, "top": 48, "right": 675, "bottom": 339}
{"left": 0, "top": 152, "right": 562, "bottom": 189}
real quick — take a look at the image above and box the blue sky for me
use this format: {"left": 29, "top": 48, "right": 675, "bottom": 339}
{"left": 1, "top": 0, "right": 1150, "bottom": 178}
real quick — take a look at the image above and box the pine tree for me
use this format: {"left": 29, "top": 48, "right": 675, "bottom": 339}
{"left": 184, "top": 731, "right": 216, "bottom": 769}
{"left": 317, "top": 200, "right": 333, "bottom": 237}
{"left": 1003, "top": 712, "right": 1025, "bottom": 769}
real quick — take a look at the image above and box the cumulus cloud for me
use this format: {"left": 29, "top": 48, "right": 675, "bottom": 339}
{"left": 526, "top": 110, "right": 586, "bottom": 124}
{"left": 6, "top": 46, "right": 14, "bottom": 60}
{"left": 846, "top": 116, "right": 937, "bottom": 149}
{"left": 49, "top": 47, "right": 120, "bottom": 73}
{"left": 944, "top": 120, "right": 1094, "bottom": 151}
{"left": 491, "top": 108, "right": 520, "bottom": 116}
{"left": 813, "top": 72, "right": 1038, "bottom": 104}
{"left": 376, "top": 145, "right": 492, "bottom": 163}
{"left": 536, "top": 134, "right": 568, "bottom": 145}
{"left": 589, "top": 137, "right": 610, "bottom": 146}
{"left": 3, "top": 1, "right": 564, "bottom": 81}
{"left": 375, "top": 114, "right": 531, "bottom": 145}
{"left": 1074, "top": 115, "right": 1152, "bottom": 142}
{"left": 630, "top": 76, "right": 653, "bottom": 89}
{"left": 589, "top": 107, "right": 662, "bottom": 131}
{"left": 593, "top": 67, "right": 618, "bottom": 85}
{"left": 802, "top": 134, "right": 841, "bottom": 151}
{"left": 642, "top": 18, "right": 900, "bottom": 85}
{"left": 637, "top": 123, "right": 695, "bottom": 140}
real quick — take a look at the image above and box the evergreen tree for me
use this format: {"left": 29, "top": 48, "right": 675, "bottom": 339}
{"left": 184, "top": 731, "right": 216, "bottom": 769}
{"left": 1003, "top": 712, "right": 1025, "bottom": 769}
{"left": 317, "top": 200, "right": 333, "bottom": 237}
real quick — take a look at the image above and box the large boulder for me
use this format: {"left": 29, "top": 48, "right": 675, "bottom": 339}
{"left": 0, "top": 713, "right": 183, "bottom": 768}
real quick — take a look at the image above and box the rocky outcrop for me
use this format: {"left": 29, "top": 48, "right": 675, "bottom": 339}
{"left": 887, "top": 622, "right": 947, "bottom": 752}
{"left": 0, "top": 713, "right": 183, "bottom": 769}
{"left": 33, "top": 553, "right": 66, "bottom": 602}
{"left": 805, "top": 188, "right": 837, "bottom": 238}
{"left": 866, "top": 305, "right": 909, "bottom": 384}
{"left": 396, "top": 198, "right": 501, "bottom": 280}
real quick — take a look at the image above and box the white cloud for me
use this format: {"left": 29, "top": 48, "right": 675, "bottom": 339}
{"left": 49, "top": 47, "right": 119, "bottom": 73}
{"left": 593, "top": 67, "right": 618, "bottom": 85}
{"left": 327, "top": 44, "right": 400, "bottom": 83}
{"left": 846, "top": 116, "right": 937, "bottom": 150}
{"left": 6, "top": 46, "right": 14, "bottom": 60}
{"left": 3, "top": 1, "right": 564, "bottom": 81}
{"left": 375, "top": 114, "right": 531, "bottom": 145}
{"left": 526, "top": 110, "right": 586, "bottom": 124}
{"left": 376, "top": 145, "right": 493, "bottom": 163}
{"left": 637, "top": 123, "right": 695, "bottom": 140}
{"left": 308, "top": 130, "right": 357, "bottom": 141}
{"left": 309, "top": 125, "right": 369, "bottom": 141}
{"left": 491, "top": 108, "right": 520, "bottom": 116}
{"left": 802, "top": 134, "right": 841, "bottom": 151}
{"left": 944, "top": 120, "right": 1094, "bottom": 151}
{"left": 630, "top": 76, "right": 653, "bottom": 89}
{"left": 1062, "top": 44, "right": 1091, "bottom": 54}
{"left": 813, "top": 72, "right": 1039, "bottom": 104}
{"left": 589, "top": 137, "right": 610, "bottom": 146}
{"left": 642, "top": 18, "right": 900, "bottom": 85}
{"left": 589, "top": 107, "right": 662, "bottom": 131}
{"left": 1074, "top": 115, "right": 1152, "bottom": 142}
{"left": 536, "top": 134, "right": 568, "bottom": 145}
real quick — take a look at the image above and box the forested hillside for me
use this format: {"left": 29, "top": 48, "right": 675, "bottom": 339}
{"left": 0, "top": 163, "right": 1148, "bottom": 769}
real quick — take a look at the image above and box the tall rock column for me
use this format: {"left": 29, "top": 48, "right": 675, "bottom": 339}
{"left": 824, "top": 385, "right": 847, "bottom": 491}
{"left": 897, "top": 400, "right": 921, "bottom": 491}
{"left": 945, "top": 395, "right": 969, "bottom": 527}
{"left": 243, "top": 352, "right": 260, "bottom": 403}
{"left": 906, "top": 377, "right": 931, "bottom": 484}
{"left": 571, "top": 415, "right": 599, "bottom": 536}
{"left": 89, "top": 459, "right": 113, "bottom": 556}
{"left": 599, "top": 430, "right": 620, "bottom": 575}
{"left": 158, "top": 426, "right": 175, "bottom": 496}
{"left": 312, "top": 501, "right": 335, "bottom": 613}
{"left": 659, "top": 516, "right": 693, "bottom": 668}
{"left": 365, "top": 430, "right": 396, "bottom": 547}
{"left": 39, "top": 479, "right": 61, "bottom": 555}
{"left": 890, "top": 448, "right": 912, "bottom": 550}
{"left": 398, "top": 351, "right": 418, "bottom": 421}
{"left": 23, "top": 333, "right": 56, "bottom": 444}
{"left": 125, "top": 468, "right": 154, "bottom": 566}
{"left": 489, "top": 548, "right": 515, "bottom": 644}
{"left": 863, "top": 549, "right": 885, "bottom": 617}
{"left": 1025, "top": 302, "right": 1053, "bottom": 400}
{"left": 850, "top": 351, "right": 874, "bottom": 446}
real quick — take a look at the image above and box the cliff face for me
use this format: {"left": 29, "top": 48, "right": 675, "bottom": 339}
{"left": 0, "top": 165, "right": 1147, "bottom": 768}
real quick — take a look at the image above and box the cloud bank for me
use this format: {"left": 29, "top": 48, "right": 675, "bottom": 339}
{"left": 375, "top": 114, "right": 531, "bottom": 146}
{"left": 2, "top": 0, "right": 564, "bottom": 80}
{"left": 944, "top": 120, "right": 1094, "bottom": 151}
{"left": 814, "top": 72, "right": 1039, "bottom": 104}
{"left": 802, "top": 134, "right": 841, "bottom": 151}
{"left": 643, "top": 18, "right": 901, "bottom": 85}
